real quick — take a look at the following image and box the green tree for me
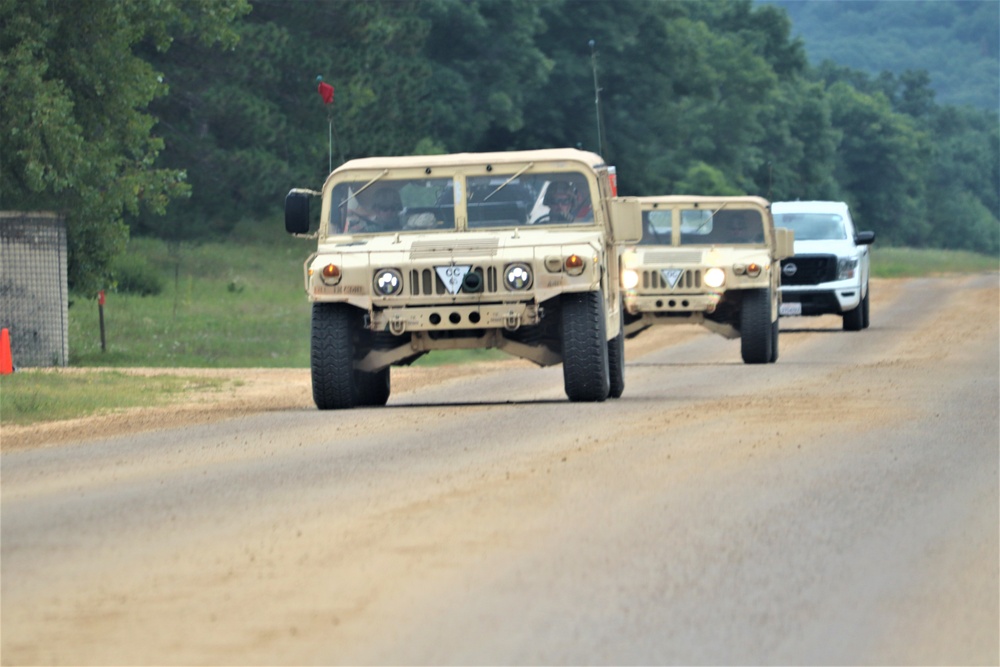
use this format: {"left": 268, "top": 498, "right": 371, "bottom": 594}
{"left": 0, "top": 0, "right": 250, "bottom": 293}
{"left": 827, "top": 81, "right": 929, "bottom": 245}
{"left": 132, "top": 0, "right": 435, "bottom": 239}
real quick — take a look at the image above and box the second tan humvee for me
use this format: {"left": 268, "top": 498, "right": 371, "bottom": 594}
{"left": 614, "top": 195, "right": 794, "bottom": 363}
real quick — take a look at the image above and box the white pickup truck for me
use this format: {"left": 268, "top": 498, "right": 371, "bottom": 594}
{"left": 771, "top": 200, "right": 876, "bottom": 331}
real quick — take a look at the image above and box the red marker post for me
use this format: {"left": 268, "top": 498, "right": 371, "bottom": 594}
{"left": 98, "top": 290, "right": 106, "bottom": 353}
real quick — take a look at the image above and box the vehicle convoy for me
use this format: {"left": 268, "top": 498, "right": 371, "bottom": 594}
{"left": 284, "top": 148, "right": 641, "bottom": 409}
{"left": 771, "top": 200, "right": 875, "bottom": 331}
{"left": 616, "top": 195, "right": 794, "bottom": 364}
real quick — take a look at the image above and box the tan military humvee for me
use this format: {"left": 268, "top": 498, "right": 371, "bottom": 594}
{"left": 613, "top": 195, "right": 794, "bottom": 363}
{"left": 285, "top": 148, "right": 641, "bottom": 409}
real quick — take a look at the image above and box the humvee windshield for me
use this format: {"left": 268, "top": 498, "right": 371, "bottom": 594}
{"left": 327, "top": 170, "right": 596, "bottom": 235}
{"left": 638, "top": 208, "right": 765, "bottom": 246}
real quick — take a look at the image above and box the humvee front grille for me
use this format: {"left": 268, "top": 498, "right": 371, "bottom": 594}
{"left": 408, "top": 266, "right": 500, "bottom": 296}
{"left": 641, "top": 269, "right": 702, "bottom": 290}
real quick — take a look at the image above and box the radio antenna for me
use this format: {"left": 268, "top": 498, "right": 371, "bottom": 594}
{"left": 589, "top": 39, "right": 605, "bottom": 157}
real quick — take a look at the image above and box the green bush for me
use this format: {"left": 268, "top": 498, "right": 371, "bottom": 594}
{"left": 112, "top": 253, "right": 164, "bottom": 296}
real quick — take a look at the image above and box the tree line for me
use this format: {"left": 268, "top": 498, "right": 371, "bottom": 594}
{"left": 2, "top": 0, "right": 997, "bottom": 294}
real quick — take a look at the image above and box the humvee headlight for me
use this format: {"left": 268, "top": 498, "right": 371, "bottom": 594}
{"left": 564, "top": 254, "right": 586, "bottom": 276}
{"left": 504, "top": 263, "right": 532, "bottom": 291}
{"left": 704, "top": 267, "right": 726, "bottom": 288}
{"left": 320, "top": 263, "right": 341, "bottom": 286}
{"left": 621, "top": 269, "right": 639, "bottom": 290}
{"left": 745, "top": 262, "right": 762, "bottom": 278}
{"left": 373, "top": 268, "right": 403, "bottom": 296}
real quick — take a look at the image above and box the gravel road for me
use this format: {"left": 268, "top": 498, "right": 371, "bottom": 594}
{"left": 2, "top": 274, "right": 997, "bottom": 665}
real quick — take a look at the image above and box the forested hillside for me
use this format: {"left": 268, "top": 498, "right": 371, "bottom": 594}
{"left": 2, "top": 0, "right": 997, "bottom": 294}
{"left": 763, "top": 0, "right": 999, "bottom": 110}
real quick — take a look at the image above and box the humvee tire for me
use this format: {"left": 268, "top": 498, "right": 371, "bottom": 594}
{"left": 311, "top": 303, "right": 358, "bottom": 410}
{"left": 561, "top": 291, "right": 611, "bottom": 402}
{"left": 740, "top": 288, "right": 773, "bottom": 364}
{"left": 356, "top": 367, "right": 391, "bottom": 407}
{"left": 769, "top": 317, "right": 780, "bottom": 363}
{"left": 608, "top": 307, "right": 625, "bottom": 399}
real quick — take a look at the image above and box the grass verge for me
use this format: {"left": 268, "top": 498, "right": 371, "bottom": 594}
{"left": 1, "top": 371, "right": 227, "bottom": 427}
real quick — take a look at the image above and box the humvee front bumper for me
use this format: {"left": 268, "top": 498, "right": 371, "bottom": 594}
{"left": 624, "top": 292, "right": 722, "bottom": 315}
{"left": 370, "top": 302, "right": 542, "bottom": 334}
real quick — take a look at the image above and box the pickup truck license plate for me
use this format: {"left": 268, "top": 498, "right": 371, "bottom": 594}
{"left": 780, "top": 302, "right": 802, "bottom": 316}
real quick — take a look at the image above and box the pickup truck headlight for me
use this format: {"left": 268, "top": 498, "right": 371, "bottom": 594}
{"left": 837, "top": 257, "right": 859, "bottom": 280}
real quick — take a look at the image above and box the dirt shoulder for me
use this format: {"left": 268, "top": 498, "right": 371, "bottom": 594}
{"left": 1, "top": 326, "right": 692, "bottom": 451}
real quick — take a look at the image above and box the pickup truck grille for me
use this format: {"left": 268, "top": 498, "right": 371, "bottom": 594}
{"left": 781, "top": 254, "right": 837, "bottom": 286}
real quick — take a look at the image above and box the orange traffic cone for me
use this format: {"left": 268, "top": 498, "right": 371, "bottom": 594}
{"left": 1, "top": 328, "right": 13, "bottom": 375}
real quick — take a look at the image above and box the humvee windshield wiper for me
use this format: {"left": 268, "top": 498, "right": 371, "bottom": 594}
{"left": 693, "top": 201, "right": 730, "bottom": 233}
{"left": 483, "top": 163, "right": 533, "bottom": 201}
{"left": 338, "top": 169, "right": 389, "bottom": 208}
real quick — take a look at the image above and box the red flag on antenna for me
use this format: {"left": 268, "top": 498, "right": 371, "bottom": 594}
{"left": 318, "top": 81, "right": 334, "bottom": 105}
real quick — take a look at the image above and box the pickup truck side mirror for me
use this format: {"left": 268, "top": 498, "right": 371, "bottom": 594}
{"left": 285, "top": 190, "right": 313, "bottom": 235}
{"left": 855, "top": 230, "right": 876, "bottom": 245}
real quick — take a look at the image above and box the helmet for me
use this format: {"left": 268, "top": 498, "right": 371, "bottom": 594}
{"left": 543, "top": 181, "right": 575, "bottom": 207}
{"left": 370, "top": 187, "right": 402, "bottom": 213}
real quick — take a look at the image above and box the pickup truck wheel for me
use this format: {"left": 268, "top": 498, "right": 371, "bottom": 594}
{"left": 311, "top": 303, "right": 358, "bottom": 410}
{"left": 356, "top": 367, "right": 391, "bottom": 406}
{"left": 607, "top": 307, "right": 625, "bottom": 399}
{"left": 561, "top": 291, "right": 611, "bottom": 402}
{"left": 843, "top": 298, "right": 864, "bottom": 331}
{"left": 862, "top": 282, "right": 871, "bottom": 329}
{"left": 740, "top": 288, "right": 773, "bottom": 364}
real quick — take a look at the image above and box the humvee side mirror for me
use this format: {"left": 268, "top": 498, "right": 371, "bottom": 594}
{"left": 285, "top": 190, "right": 312, "bottom": 235}
{"left": 608, "top": 197, "right": 644, "bottom": 244}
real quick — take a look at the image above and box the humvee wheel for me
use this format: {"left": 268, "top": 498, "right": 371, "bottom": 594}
{"left": 608, "top": 307, "right": 625, "bottom": 399}
{"left": 561, "top": 291, "right": 611, "bottom": 402}
{"left": 311, "top": 303, "right": 358, "bottom": 409}
{"left": 356, "top": 367, "right": 391, "bottom": 406}
{"left": 769, "top": 316, "right": 780, "bottom": 363}
{"left": 740, "top": 288, "right": 773, "bottom": 364}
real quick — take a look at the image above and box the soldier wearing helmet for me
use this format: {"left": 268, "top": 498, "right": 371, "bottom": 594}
{"left": 543, "top": 179, "right": 593, "bottom": 223}
{"left": 349, "top": 186, "right": 403, "bottom": 232}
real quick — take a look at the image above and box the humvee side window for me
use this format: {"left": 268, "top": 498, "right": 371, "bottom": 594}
{"left": 328, "top": 178, "right": 455, "bottom": 234}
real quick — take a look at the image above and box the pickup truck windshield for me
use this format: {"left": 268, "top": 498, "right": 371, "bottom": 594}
{"left": 772, "top": 213, "right": 847, "bottom": 241}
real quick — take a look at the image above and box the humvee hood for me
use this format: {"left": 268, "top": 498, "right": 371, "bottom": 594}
{"left": 321, "top": 228, "right": 606, "bottom": 256}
